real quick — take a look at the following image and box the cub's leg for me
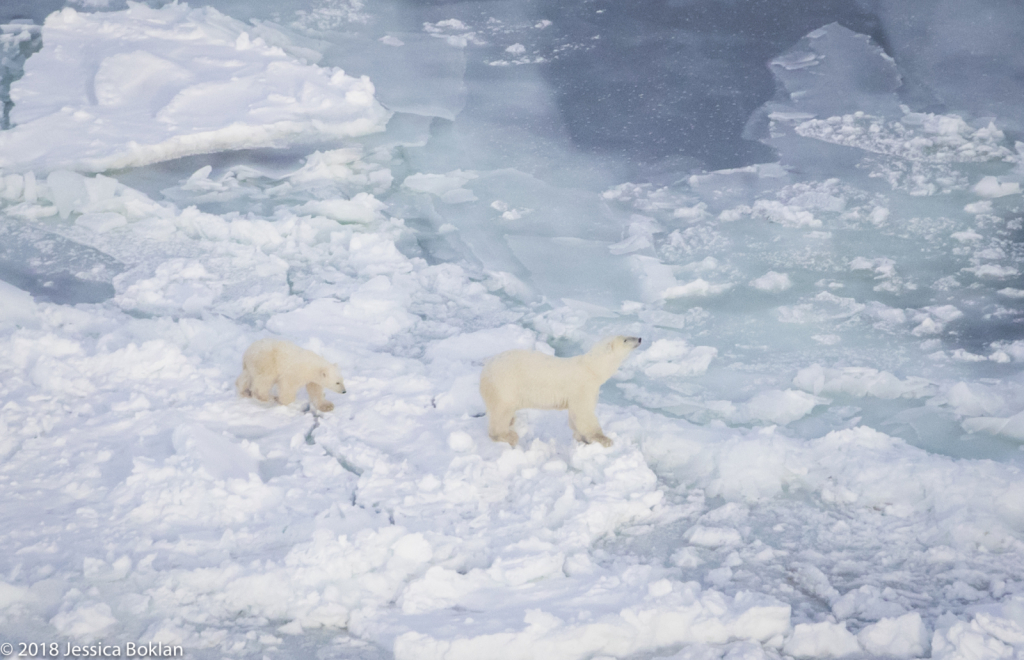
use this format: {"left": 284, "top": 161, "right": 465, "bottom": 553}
{"left": 250, "top": 373, "right": 276, "bottom": 402}
{"left": 306, "top": 382, "right": 334, "bottom": 412}
{"left": 236, "top": 370, "right": 253, "bottom": 397}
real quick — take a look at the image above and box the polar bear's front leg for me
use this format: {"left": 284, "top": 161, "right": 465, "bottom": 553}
{"left": 568, "top": 403, "right": 612, "bottom": 447}
{"left": 306, "top": 383, "right": 334, "bottom": 412}
{"left": 276, "top": 376, "right": 302, "bottom": 405}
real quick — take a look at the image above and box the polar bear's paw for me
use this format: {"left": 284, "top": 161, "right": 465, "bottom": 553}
{"left": 582, "top": 433, "right": 613, "bottom": 447}
{"left": 491, "top": 431, "right": 519, "bottom": 448}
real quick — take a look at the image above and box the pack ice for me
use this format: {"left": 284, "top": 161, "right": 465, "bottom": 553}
{"left": 0, "top": 3, "right": 1023, "bottom": 660}
{"left": 0, "top": 3, "right": 390, "bottom": 173}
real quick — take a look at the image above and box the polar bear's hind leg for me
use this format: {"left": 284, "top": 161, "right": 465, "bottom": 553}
{"left": 568, "top": 411, "right": 584, "bottom": 443}
{"left": 250, "top": 373, "right": 275, "bottom": 402}
{"left": 236, "top": 370, "right": 253, "bottom": 397}
{"left": 486, "top": 405, "right": 519, "bottom": 447}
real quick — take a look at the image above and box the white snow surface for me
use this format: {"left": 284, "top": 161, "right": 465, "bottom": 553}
{"left": 0, "top": 3, "right": 390, "bottom": 173}
{"left": 0, "top": 4, "right": 1023, "bottom": 660}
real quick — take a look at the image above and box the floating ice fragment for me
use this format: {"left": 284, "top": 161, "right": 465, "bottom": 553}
{"left": 910, "top": 304, "right": 963, "bottom": 335}
{"left": 752, "top": 200, "right": 821, "bottom": 228}
{"left": 403, "top": 170, "right": 479, "bottom": 203}
{"left": 794, "top": 364, "right": 933, "bottom": 399}
{"left": 609, "top": 215, "right": 662, "bottom": 254}
{"left": 951, "top": 230, "right": 983, "bottom": 242}
{"left": 608, "top": 234, "right": 652, "bottom": 255}
{"left": 631, "top": 339, "right": 717, "bottom": 378}
{"left": 950, "top": 349, "right": 988, "bottom": 362}
{"left": 743, "top": 389, "right": 827, "bottom": 425}
{"left": 50, "top": 602, "right": 119, "bottom": 639}
{"left": 964, "top": 200, "right": 993, "bottom": 214}
{"left": 777, "top": 291, "right": 865, "bottom": 324}
{"left": 749, "top": 271, "right": 792, "bottom": 293}
{"left": 940, "top": 381, "right": 1006, "bottom": 417}
{"left": 426, "top": 19, "right": 469, "bottom": 32}
{"left": 857, "top": 614, "right": 930, "bottom": 659}
{"left": 931, "top": 614, "right": 1024, "bottom": 660}
{"left": 46, "top": 170, "right": 88, "bottom": 218}
{"left": 296, "top": 193, "right": 386, "bottom": 223}
{"left": 868, "top": 206, "right": 890, "bottom": 225}
{"left": 793, "top": 112, "right": 1013, "bottom": 164}
{"left": 23, "top": 172, "right": 37, "bottom": 203}
{"left": 964, "top": 264, "right": 1019, "bottom": 279}
{"left": 784, "top": 621, "right": 862, "bottom": 659}
{"left": 962, "top": 410, "right": 1024, "bottom": 442}
{"left": 75, "top": 212, "right": 127, "bottom": 234}
{"left": 0, "top": 581, "right": 34, "bottom": 610}
{"left": 671, "top": 547, "right": 704, "bottom": 568}
{"left": 973, "top": 176, "right": 1021, "bottom": 198}
{"left": 673, "top": 202, "right": 710, "bottom": 221}
{"left": 772, "top": 50, "right": 820, "bottom": 70}
{"left": 0, "top": 280, "right": 39, "bottom": 329}
{"left": 662, "top": 279, "right": 731, "bottom": 299}
{"left": 685, "top": 525, "right": 742, "bottom": 547}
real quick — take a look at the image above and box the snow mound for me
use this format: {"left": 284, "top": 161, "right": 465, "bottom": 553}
{"left": 0, "top": 3, "right": 391, "bottom": 173}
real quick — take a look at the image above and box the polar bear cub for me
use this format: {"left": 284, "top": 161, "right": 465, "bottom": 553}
{"left": 479, "top": 335, "right": 641, "bottom": 448}
{"left": 236, "top": 339, "right": 346, "bottom": 412}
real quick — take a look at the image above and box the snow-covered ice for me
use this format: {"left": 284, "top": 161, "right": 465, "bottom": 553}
{"left": 0, "top": 3, "right": 390, "bottom": 173}
{"left": 0, "top": 1, "right": 1023, "bottom": 659}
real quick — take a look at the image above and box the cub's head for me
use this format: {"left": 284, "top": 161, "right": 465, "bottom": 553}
{"left": 321, "top": 364, "right": 347, "bottom": 394}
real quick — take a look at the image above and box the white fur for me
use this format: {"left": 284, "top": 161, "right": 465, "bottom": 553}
{"left": 479, "top": 335, "right": 641, "bottom": 448}
{"left": 236, "top": 339, "right": 346, "bottom": 412}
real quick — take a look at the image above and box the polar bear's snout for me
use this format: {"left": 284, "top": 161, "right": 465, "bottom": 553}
{"left": 323, "top": 366, "right": 347, "bottom": 394}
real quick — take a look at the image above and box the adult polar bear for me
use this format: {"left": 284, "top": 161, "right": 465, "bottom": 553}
{"left": 480, "top": 336, "right": 641, "bottom": 448}
{"left": 236, "top": 339, "right": 346, "bottom": 412}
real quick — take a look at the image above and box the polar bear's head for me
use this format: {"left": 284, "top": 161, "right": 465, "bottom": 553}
{"left": 592, "top": 335, "right": 642, "bottom": 357}
{"left": 584, "top": 335, "right": 641, "bottom": 378}
{"left": 321, "top": 364, "right": 347, "bottom": 394}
